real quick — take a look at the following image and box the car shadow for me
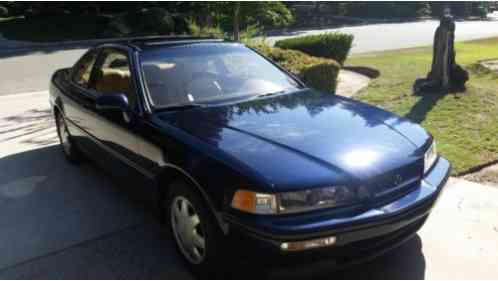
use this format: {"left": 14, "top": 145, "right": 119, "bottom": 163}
{"left": 0, "top": 144, "right": 426, "bottom": 279}
{"left": 0, "top": 145, "right": 192, "bottom": 279}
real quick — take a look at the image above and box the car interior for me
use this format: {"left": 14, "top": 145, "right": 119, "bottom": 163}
{"left": 92, "top": 54, "right": 136, "bottom": 108}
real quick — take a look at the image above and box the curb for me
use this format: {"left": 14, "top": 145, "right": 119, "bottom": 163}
{"left": 455, "top": 159, "right": 498, "bottom": 177}
{"left": 0, "top": 90, "right": 48, "bottom": 99}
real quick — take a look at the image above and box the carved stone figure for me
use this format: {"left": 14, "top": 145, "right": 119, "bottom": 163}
{"left": 414, "top": 12, "right": 469, "bottom": 94}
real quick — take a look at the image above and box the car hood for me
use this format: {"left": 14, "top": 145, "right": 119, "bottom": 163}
{"left": 157, "top": 89, "right": 431, "bottom": 192}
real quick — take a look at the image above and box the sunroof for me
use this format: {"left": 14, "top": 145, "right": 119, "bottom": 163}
{"left": 142, "top": 38, "right": 224, "bottom": 46}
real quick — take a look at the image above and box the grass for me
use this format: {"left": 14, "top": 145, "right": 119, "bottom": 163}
{"left": 347, "top": 37, "right": 498, "bottom": 175}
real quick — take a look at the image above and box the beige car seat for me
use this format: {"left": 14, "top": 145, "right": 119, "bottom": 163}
{"left": 95, "top": 68, "right": 136, "bottom": 107}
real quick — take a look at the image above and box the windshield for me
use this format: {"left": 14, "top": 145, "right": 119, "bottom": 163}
{"left": 140, "top": 43, "right": 301, "bottom": 107}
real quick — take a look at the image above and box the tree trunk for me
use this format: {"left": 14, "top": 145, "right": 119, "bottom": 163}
{"left": 233, "top": 2, "right": 240, "bottom": 41}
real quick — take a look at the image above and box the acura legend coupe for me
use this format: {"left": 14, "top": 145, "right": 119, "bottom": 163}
{"left": 49, "top": 37, "right": 451, "bottom": 275}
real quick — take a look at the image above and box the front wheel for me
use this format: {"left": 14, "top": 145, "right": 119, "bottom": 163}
{"left": 167, "top": 180, "right": 226, "bottom": 276}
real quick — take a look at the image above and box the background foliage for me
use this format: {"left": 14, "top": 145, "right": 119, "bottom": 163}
{"left": 253, "top": 43, "right": 341, "bottom": 93}
{"left": 275, "top": 33, "right": 354, "bottom": 65}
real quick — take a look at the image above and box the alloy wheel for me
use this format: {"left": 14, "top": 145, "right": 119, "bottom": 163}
{"left": 170, "top": 196, "right": 206, "bottom": 264}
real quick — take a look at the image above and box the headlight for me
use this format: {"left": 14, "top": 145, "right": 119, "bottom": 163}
{"left": 278, "top": 186, "right": 357, "bottom": 214}
{"left": 424, "top": 140, "right": 438, "bottom": 173}
{"left": 231, "top": 186, "right": 359, "bottom": 215}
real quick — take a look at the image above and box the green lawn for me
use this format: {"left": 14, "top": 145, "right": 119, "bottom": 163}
{"left": 348, "top": 38, "right": 498, "bottom": 175}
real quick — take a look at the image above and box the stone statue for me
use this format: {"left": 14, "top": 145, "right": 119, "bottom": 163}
{"left": 414, "top": 11, "right": 469, "bottom": 94}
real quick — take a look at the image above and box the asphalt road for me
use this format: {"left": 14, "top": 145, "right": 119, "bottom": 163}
{"left": 1, "top": 19, "right": 498, "bottom": 96}
{"left": 0, "top": 48, "right": 86, "bottom": 95}
{"left": 265, "top": 19, "right": 498, "bottom": 53}
{"left": 0, "top": 92, "right": 497, "bottom": 279}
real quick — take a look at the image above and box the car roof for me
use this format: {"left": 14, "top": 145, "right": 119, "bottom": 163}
{"left": 96, "top": 35, "right": 228, "bottom": 51}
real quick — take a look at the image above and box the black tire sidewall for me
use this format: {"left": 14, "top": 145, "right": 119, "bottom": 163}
{"left": 56, "top": 113, "right": 82, "bottom": 164}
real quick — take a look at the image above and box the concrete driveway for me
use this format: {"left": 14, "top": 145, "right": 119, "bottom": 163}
{"left": 0, "top": 92, "right": 497, "bottom": 279}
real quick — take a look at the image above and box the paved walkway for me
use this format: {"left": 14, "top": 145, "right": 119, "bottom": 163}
{"left": 336, "top": 69, "right": 370, "bottom": 98}
{"left": 0, "top": 91, "right": 497, "bottom": 278}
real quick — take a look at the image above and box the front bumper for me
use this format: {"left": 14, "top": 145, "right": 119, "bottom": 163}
{"left": 223, "top": 157, "right": 451, "bottom": 266}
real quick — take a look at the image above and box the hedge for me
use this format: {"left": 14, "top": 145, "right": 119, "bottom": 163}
{"left": 301, "top": 63, "right": 340, "bottom": 93}
{"left": 252, "top": 43, "right": 341, "bottom": 93}
{"left": 274, "top": 33, "right": 354, "bottom": 65}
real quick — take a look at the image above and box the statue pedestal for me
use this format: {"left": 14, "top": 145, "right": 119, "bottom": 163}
{"left": 413, "top": 14, "right": 468, "bottom": 94}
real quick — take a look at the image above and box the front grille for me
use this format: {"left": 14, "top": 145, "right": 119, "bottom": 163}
{"left": 344, "top": 215, "right": 427, "bottom": 253}
{"left": 367, "top": 159, "right": 424, "bottom": 207}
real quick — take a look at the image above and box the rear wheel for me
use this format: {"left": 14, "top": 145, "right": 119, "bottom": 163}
{"left": 56, "top": 111, "right": 83, "bottom": 164}
{"left": 167, "top": 180, "right": 225, "bottom": 276}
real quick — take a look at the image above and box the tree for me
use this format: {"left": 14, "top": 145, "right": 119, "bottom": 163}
{"left": 416, "top": 2, "right": 432, "bottom": 17}
{"left": 233, "top": 2, "right": 240, "bottom": 41}
{"left": 223, "top": 1, "right": 293, "bottom": 41}
{"left": 1, "top": 1, "right": 293, "bottom": 39}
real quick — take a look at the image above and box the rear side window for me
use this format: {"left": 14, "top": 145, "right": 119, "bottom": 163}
{"left": 91, "top": 49, "right": 137, "bottom": 109}
{"left": 72, "top": 50, "right": 98, "bottom": 88}
{"left": 92, "top": 49, "right": 133, "bottom": 96}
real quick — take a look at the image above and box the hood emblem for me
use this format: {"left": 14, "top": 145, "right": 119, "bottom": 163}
{"left": 357, "top": 185, "right": 371, "bottom": 200}
{"left": 394, "top": 174, "right": 404, "bottom": 186}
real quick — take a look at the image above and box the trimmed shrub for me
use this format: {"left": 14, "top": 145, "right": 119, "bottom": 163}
{"left": 301, "top": 63, "right": 340, "bottom": 93}
{"left": 252, "top": 43, "right": 341, "bottom": 93}
{"left": 274, "top": 33, "right": 354, "bottom": 65}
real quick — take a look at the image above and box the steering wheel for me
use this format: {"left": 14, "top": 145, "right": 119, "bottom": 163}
{"left": 187, "top": 72, "right": 223, "bottom": 100}
{"left": 191, "top": 71, "right": 218, "bottom": 80}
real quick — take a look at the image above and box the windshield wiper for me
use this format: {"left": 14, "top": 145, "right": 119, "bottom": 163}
{"left": 256, "top": 90, "right": 286, "bottom": 99}
{"left": 159, "top": 103, "right": 204, "bottom": 111}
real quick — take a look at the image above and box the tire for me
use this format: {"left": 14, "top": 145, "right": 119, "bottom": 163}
{"left": 55, "top": 111, "right": 83, "bottom": 164}
{"left": 166, "top": 180, "right": 226, "bottom": 277}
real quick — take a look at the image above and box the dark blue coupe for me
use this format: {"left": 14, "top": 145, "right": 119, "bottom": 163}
{"left": 49, "top": 37, "right": 451, "bottom": 275}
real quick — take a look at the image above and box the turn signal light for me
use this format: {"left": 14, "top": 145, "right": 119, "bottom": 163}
{"left": 231, "top": 190, "right": 277, "bottom": 214}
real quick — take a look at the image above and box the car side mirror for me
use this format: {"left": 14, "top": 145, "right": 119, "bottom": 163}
{"left": 95, "top": 93, "right": 129, "bottom": 112}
